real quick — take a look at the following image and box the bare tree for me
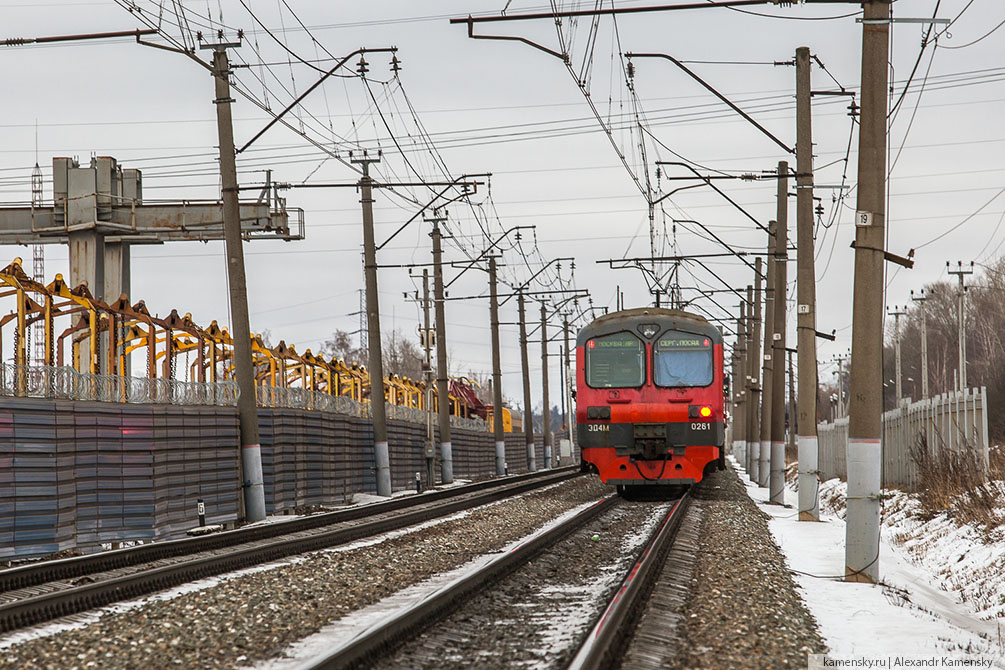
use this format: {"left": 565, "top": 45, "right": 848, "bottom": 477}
{"left": 383, "top": 329, "right": 425, "bottom": 381}
{"left": 320, "top": 329, "right": 366, "bottom": 367}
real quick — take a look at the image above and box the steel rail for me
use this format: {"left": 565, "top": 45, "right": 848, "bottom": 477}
{"left": 0, "top": 468, "right": 578, "bottom": 634}
{"left": 0, "top": 466, "right": 574, "bottom": 594}
{"left": 301, "top": 495, "right": 618, "bottom": 670}
{"left": 566, "top": 491, "right": 692, "bottom": 670}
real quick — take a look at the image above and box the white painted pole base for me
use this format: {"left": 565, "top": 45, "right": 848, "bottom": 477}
{"left": 769, "top": 441, "right": 785, "bottom": 503}
{"left": 758, "top": 440, "right": 770, "bottom": 487}
{"left": 526, "top": 443, "right": 537, "bottom": 472}
{"left": 845, "top": 437, "right": 881, "bottom": 582}
{"left": 797, "top": 435, "right": 819, "bottom": 521}
{"left": 440, "top": 441, "right": 453, "bottom": 484}
{"left": 241, "top": 442, "right": 266, "bottom": 522}
{"left": 735, "top": 440, "right": 746, "bottom": 472}
{"left": 543, "top": 446, "right": 552, "bottom": 469}
{"left": 374, "top": 440, "right": 391, "bottom": 497}
{"left": 495, "top": 441, "right": 506, "bottom": 477}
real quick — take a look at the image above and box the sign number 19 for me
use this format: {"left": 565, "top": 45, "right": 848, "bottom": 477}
{"left": 856, "top": 211, "right": 873, "bottom": 227}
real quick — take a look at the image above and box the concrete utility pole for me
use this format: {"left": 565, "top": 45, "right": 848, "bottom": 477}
{"left": 208, "top": 43, "right": 265, "bottom": 522}
{"left": 563, "top": 316, "right": 576, "bottom": 452}
{"left": 429, "top": 212, "right": 454, "bottom": 484}
{"left": 948, "top": 261, "right": 974, "bottom": 391}
{"left": 888, "top": 306, "right": 907, "bottom": 404}
{"left": 518, "top": 291, "right": 537, "bottom": 471}
{"left": 540, "top": 303, "right": 553, "bottom": 468}
{"left": 846, "top": 0, "right": 891, "bottom": 583}
{"left": 787, "top": 349, "right": 796, "bottom": 456}
{"left": 795, "top": 46, "right": 819, "bottom": 521}
{"left": 747, "top": 273, "right": 762, "bottom": 482}
{"left": 911, "top": 289, "right": 929, "bottom": 399}
{"left": 834, "top": 352, "right": 847, "bottom": 418}
{"left": 355, "top": 152, "right": 392, "bottom": 497}
{"left": 422, "top": 269, "right": 436, "bottom": 485}
{"left": 489, "top": 257, "right": 506, "bottom": 476}
{"left": 734, "top": 303, "right": 747, "bottom": 467}
{"left": 759, "top": 224, "right": 776, "bottom": 489}
{"left": 770, "top": 164, "right": 789, "bottom": 505}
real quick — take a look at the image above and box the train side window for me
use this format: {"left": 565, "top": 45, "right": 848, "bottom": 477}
{"left": 653, "top": 331, "right": 713, "bottom": 387}
{"left": 585, "top": 331, "right": 645, "bottom": 388}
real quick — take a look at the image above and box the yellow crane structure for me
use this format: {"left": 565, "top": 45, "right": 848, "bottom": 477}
{"left": 0, "top": 257, "right": 487, "bottom": 423}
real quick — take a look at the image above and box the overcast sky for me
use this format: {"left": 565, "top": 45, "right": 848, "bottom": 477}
{"left": 0, "top": 0, "right": 1002, "bottom": 408}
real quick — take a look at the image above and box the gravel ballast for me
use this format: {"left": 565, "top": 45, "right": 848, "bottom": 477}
{"left": 382, "top": 500, "right": 670, "bottom": 670}
{"left": 0, "top": 476, "right": 610, "bottom": 670}
{"left": 666, "top": 466, "right": 828, "bottom": 669}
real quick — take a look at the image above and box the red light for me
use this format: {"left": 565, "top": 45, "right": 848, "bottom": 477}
{"left": 588, "top": 340, "right": 595, "bottom": 349}
{"left": 703, "top": 339, "right": 709, "bottom": 347}
{"left": 699, "top": 406, "right": 712, "bottom": 418}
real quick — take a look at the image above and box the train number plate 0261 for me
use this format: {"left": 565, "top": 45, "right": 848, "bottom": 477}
{"left": 690, "top": 422, "right": 711, "bottom": 431}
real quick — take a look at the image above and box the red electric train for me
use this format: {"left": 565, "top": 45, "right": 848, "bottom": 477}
{"left": 576, "top": 307, "right": 726, "bottom": 495}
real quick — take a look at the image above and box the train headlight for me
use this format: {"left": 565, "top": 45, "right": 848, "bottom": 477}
{"left": 699, "top": 406, "right": 712, "bottom": 418}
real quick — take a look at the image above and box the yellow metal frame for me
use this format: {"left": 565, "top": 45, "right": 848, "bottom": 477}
{"left": 0, "top": 257, "right": 486, "bottom": 419}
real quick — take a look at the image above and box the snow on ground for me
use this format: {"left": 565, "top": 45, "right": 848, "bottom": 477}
{"left": 731, "top": 457, "right": 1005, "bottom": 668}
{"left": 247, "top": 497, "right": 616, "bottom": 670}
{"left": 349, "top": 478, "right": 472, "bottom": 506}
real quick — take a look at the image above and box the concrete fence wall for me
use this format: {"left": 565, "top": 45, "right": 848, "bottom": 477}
{"left": 816, "top": 387, "right": 989, "bottom": 489}
{"left": 0, "top": 398, "right": 551, "bottom": 560}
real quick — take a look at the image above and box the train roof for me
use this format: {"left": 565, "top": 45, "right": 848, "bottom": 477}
{"left": 576, "top": 307, "right": 721, "bottom": 345}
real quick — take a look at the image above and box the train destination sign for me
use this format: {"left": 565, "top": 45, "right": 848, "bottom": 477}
{"left": 658, "top": 334, "right": 711, "bottom": 350}
{"left": 588, "top": 333, "right": 641, "bottom": 349}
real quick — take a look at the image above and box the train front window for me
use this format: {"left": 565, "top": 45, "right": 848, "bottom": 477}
{"left": 586, "top": 332, "right": 645, "bottom": 388}
{"left": 654, "top": 331, "right": 713, "bottom": 387}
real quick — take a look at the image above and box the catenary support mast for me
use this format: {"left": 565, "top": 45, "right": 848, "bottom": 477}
{"left": 846, "top": 0, "right": 890, "bottom": 583}
{"left": 770, "top": 164, "right": 788, "bottom": 504}
{"left": 795, "top": 46, "right": 819, "bottom": 521}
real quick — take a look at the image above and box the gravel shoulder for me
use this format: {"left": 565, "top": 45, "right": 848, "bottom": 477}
{"left": 0, "top": 476, "right": 611, "bottom": 670}
{"left": 663, "top": 466, "right": 827, "bottom": 670}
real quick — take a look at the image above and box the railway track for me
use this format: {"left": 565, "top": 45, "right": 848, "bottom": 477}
{"left": 301, "top": 489, "right": 691, "bottom": 670}
{"left": 0, "top": 466, "right": 578, "bottom": 635}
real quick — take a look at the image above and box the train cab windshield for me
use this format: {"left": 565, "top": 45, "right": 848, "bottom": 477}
{"left": 653, "top": 330, "right": 714, "bottom": 387}
{"left": 586, "top": 331, "right": 645, "bottom": 388}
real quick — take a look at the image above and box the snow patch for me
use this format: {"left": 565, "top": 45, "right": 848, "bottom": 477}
{"left": 0, "top": 480, "right": 542, "bottom": 651}
{"left": 730, "top": 456, "right": 1005, "bottom": 666}
{"left": 247, "top": 497, "right": 616, "bottom": 670}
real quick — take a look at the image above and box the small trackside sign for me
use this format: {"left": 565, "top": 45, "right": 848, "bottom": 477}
{"left": 855, "top": 210, "right": 873, "bottom": 227}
